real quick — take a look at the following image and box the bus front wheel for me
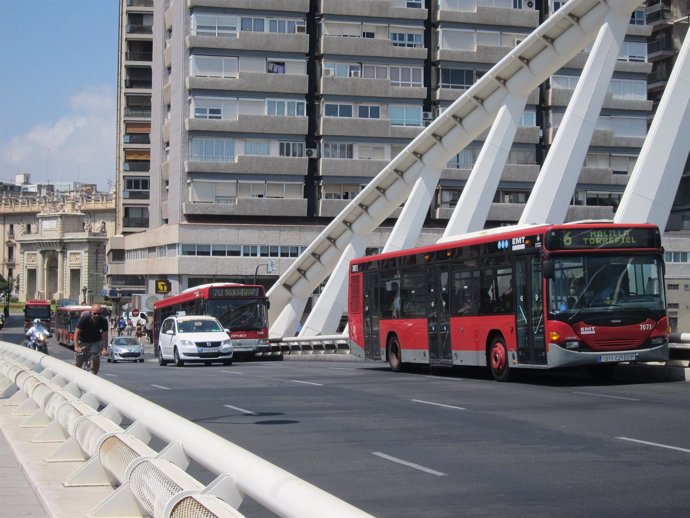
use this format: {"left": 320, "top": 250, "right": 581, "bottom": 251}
{"left": 489, "top": 337, "right": 510, "bottom": 382}
{"left": 388, "top": 336, "right": 403, "bottom": 372}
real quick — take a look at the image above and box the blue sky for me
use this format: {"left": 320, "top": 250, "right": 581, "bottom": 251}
{"left": 0, "top": 1, "right": 119, "bottom": 189}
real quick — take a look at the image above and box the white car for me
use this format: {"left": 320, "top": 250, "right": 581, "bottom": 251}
{"left": 158, "top": 315, "right": 233, "bottom": 367}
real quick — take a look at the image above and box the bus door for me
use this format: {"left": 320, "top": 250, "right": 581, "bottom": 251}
{"left": 515, "top": 254, "right": 547, "bottom": 365}
{"left": 363, "top": 272, "right": 381, "bottom": 360}
{"left": 428, "top": 264, "right": 452, "bottom": 366}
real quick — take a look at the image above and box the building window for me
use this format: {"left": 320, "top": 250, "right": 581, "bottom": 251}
{"left": 241, "top": 17, "right": 264, "bottom": 32}
{"left": 389, "top": 105, "right": 422, "bottom": 127}
{"left": 123, "top": 207, "right": 149, "bottom": 228}
{"left": 390, "top": 30, "right": 423, "bottom": 48}
{"left": 440, "top": 68, "right": 475, "bottom": 89}
{"left": 390, "top": 66, "right": 423, "bottom": 87}
{"left": 322, "top": 143, "right": 354, "bottom": 159}
{"left": 190, "top": 138, "right": 235, "bottom": 162}
{"left": 244, "top": 140, "right": 271, "bottom": 156}
{"left": 192, "top": 13, "right": 238, "bottom": 37}
{"left": 267, "top": 61, "right": 286, "bottom": 74}
{"left": 267, "top": 99, "right": 305, "bottom": 116}
{"left": 668, "top": 284, "right": 679, "bottom": 290}
{"left": 279, "top": 141, "right": 305, "bottom": 157}
{"left": 358, "top": 105, "right": 381, "bottom": 119}
{"left": 324, "top": 103, "right": 353, "bottom": 117}
{"left": 191, "top": 56, "right": 238, "bottom": 78}
{"left": 124, "top": 177, "right": 150, "bottom": 200}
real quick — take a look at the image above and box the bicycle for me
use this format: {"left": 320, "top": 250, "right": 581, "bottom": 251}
{"left": 76, "top": 345, "right": 103, "bottom": 375}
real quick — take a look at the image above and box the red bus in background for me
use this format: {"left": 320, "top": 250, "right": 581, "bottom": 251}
{"left": 23, "top": 299, "right": 53, "bottom": 331}
{"left": 348, "top": 222, "right": 669, "bottom": 381}
{"left": 153, "top": 283, "right": 270, "bottom": 359}
{"left": 54, "top": 305, "right": 92, "bottom": 349}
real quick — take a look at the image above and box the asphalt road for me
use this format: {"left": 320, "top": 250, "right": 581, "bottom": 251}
{"left": 3, "top": 315, "right": 690, "bottom": 518}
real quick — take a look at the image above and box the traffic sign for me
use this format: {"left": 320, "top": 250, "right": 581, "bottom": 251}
{"left": 156, "top": 280, "right": 171, "bottom": 294}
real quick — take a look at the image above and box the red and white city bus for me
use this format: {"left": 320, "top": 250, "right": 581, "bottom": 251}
{"left": 348, "top": 222, "right": 670, "bottom": 381}
{"left": 54, "top": 304, "right": 92, "bottom": 349}
{"left": 23, "top": 299, "right": 53, "bottom": 331}
{"left": 153, "top": 283, "right": 270, "bottom": 359}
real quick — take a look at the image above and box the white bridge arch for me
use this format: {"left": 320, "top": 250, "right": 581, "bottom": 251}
{"left": 268, "top": 0, "right": 690, "bottom": 339}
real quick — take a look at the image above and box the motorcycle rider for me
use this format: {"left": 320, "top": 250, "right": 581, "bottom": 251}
{"left": 25, "top": 318, "right": 49, "bottom": 353}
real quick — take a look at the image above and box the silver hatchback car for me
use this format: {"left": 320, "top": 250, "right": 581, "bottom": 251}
{"left": 107, "top": 336, "right": 145, "bottom": 363}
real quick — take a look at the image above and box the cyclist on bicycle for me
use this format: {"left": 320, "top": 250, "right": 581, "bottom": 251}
{"left": 74, "top": 304, "right": 108, "bottom": 374}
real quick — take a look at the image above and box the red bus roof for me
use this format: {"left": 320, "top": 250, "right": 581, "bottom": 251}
{"left": 351, "top": 222, "right": 661, "bottom": 265}
{"left": 56, "top": 305, "right": 92, "bottom": 312}
{"left": 25, "top": 299, "right": 51, "bottom": 306}
{"left": 154, "top": 282, "right": 266, "bottom": 309}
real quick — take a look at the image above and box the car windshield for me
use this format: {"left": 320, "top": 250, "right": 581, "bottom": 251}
{"left": 178, "top": 319, "right": 223, "bottom": 333}
{"left": 113, "top": 337, "right": 139, "bottom": 346}
{"left": 548, "top": 253, "right": 665, "bottom": 317}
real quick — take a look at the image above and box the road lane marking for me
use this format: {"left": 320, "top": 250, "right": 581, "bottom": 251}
{"left": 372, "top": 452, "right": 446, "bottom": 476}
{"left": 616, "top": 437, "right": 690, "bottom": 453}
{"left": 219, "top": 370, "right": 243, "bottom": 374}
{"left": 151, "top": 384, "right": 171, "bottom": 390}
{"left": 412, "top": 399, "right": 466, "bottom": 410}
{"left": 224, "top": 404, "right": 258, "bottom": 416}
{"left": 574, "top": 391, "right": 639, "bottom": 401}
{"left": 291, "top": 380, "right": 323, "bottom": 386}
{"left": 102, "top": 373, "right": 118, "bottom": 378}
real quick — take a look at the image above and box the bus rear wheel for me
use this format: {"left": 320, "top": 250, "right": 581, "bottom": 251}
{"left": 489, "top": 337, "right": 510, "bottom": 382}
{"left": 388, "top": 336, "right": 403, "bottom": 372}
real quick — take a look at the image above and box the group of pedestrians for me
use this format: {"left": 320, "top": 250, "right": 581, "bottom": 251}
{"left": 114, "top": 313, "right": 151, "bottom": 343}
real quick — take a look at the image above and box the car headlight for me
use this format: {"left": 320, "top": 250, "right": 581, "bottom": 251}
{"left": 220, "top": 339, "right": 233, "bottom": 352}
{"left": 179, "top": 339, "right": 196, "bottom": 349}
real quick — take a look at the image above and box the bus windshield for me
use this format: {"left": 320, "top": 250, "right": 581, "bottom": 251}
{"left": 26, "top": 306, "right": 52, "bottom": 319}
{"left": 548, "top": 254, "right": 665, "bottom": 317}
{"left": 207, "top": 298, "right": 268, "bottom": 331}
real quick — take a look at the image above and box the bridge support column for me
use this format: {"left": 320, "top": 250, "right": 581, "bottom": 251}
{"left": 614, "top": 30, "right": 690, "bottom": 228}
{"left": 442, "top": 94, "right": 526, "bottom": 240}
{"left": 300, "top": 235, "right": 368, "bottom": 336}
{"left": 384, "top": 167, "right": 442, "bottom": 253}
{"left": 519, "top": 11, "right": 631, "bottom": 225}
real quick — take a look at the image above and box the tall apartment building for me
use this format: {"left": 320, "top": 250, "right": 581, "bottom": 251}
{"left": 107, "top": 0, "right": 658, "bottom": 298}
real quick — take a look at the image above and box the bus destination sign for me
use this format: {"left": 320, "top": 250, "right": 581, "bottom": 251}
{"left": 209, "top": 287, "right": 262, "bottom": 298}
{"left": 546, "top": 227, "right": 660, "bottom": 250}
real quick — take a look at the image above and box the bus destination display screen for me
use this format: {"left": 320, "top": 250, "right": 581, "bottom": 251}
{"left": 208, "top": 287, "right": 263, "bottom": 298}
{"left": 545, "top": 227, "right": 660, "bottom": 250}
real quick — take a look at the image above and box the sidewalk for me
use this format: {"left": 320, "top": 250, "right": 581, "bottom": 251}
{"left": 0, "top": 423, "right": 47, "bottom": 517}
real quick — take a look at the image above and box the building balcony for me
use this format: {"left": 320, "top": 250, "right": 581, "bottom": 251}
{"left": 546, "top": 88, "right": 653, "bottom": 112}
{"left": 436, "top": 45, "right": 512, "bottom": 65}
{"left": 320, "top": 36, "right": 426, "bottom": 60}
{"left": 319, "top": 76, "right": 425, "bottom": 99}
{"left": 123, "top": 161, "right": 150, "bottom": 172}
{"left": 124, "top": 106, "right": 151, "bottom": 119}
{"left": 186, "top": 115, "right": 308, "bottom": 135}
{"left": 436, "top": 6, "right": 538, "bottom": 28}
{"left": 123, "top": 134, "right": 150, "bottom": 145}
{"left": 126, "top": 0, "right": 153, "bottom": 7}
{"left": 125, "top": 51, "right": 152, "bottom": 62}
{"left": 187, "top": 0, "right": 308, "bottom": 12}
{"left": 123, "top": 217, "right": 149, "bottom": 229}
{"left": 186, "top": 73, "right": 308, "bottom": 95}
{"left": 645, "top": 4, "right": 673, "bottom": 26}
{"left": 187, "top": 32, "right": 308, "bottom": 54}
{"left": 124, "top": 79, "right": 152, "bottom": 90}
{"left": 123, "top": 190, "right": 150, "bottom": 200}
{"left": 320, "top": 0, "right": 427, "bottom": 19}
{"left": 319, "top": 158, "right": 388, "bottom": 178}
{"left": 185, "top": 156, "right": 308, "bottom": 176}
{"left": 183, "top": 197, "right": 307, "bottom": 217}
{"left": 647, "top": 38, "right": 676, "bottom": 62}
{"left": 320, "top": 117, "right": 421, "bottom": 139}
{"left": 126, "top": 24, "right": 152, "bottom": 35}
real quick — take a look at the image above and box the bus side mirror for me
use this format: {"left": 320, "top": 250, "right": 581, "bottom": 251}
{"left": 542, "top": 260, "right": 555, "bottom": 279}
{"left": 266, "top": 300, "right": 270, "bottom": 310}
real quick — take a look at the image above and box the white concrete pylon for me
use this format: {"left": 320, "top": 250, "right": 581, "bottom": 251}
{"left": 443, "top": 94, "right": 527, "bottom": 239}
{"left": 519, "top": 11, "right": 631, "bottom": 225}
{"left": 384, "top": 167, "right": 443, "bottom": 253}
{"left": 300, "top": 236, "right": 368, "bottom": 336}
{"left": 615, "top": 29, "right": 690, "bottom": 228}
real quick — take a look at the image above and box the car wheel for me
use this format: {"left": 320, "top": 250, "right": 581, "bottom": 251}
{"left": 174, "top": 347, "right": 184, "bottom": 367}
{"left": 222, "top": 360, "right": 232, "bottom": 366}
{"left": 139, "top": 358, "right": 145, "bottom": 363}
{"left": 106, "top": 358, "right": 112, "bottom": 363}
{"left": 159, "top": 354, "right": 168, "bottom": 366}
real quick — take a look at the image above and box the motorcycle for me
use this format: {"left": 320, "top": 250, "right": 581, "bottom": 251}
{"left": 26, "top": 327, "right": 50, "bottom": 354}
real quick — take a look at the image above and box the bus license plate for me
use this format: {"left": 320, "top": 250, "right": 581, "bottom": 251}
{"left": 598, "top": 353, "right": 637, "bottom": 363}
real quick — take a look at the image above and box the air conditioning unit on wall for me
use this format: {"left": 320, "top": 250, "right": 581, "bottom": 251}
{"left": 524, "top": 0, "right": 534, "bottom": 8}
{"left": 305, "top": 147, "right": 319, "bottom": 158}
{"left": 423, "top": 111, "right": 434, "bottom": 121}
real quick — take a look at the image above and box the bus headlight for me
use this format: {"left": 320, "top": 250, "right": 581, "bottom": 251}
{"left": 649, "top": 336, "right": 667, "bottom": 346}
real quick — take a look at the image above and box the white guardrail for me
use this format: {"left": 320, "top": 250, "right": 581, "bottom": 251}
{"left": 0, "top": 341, "right": 374, "bottom": 518}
